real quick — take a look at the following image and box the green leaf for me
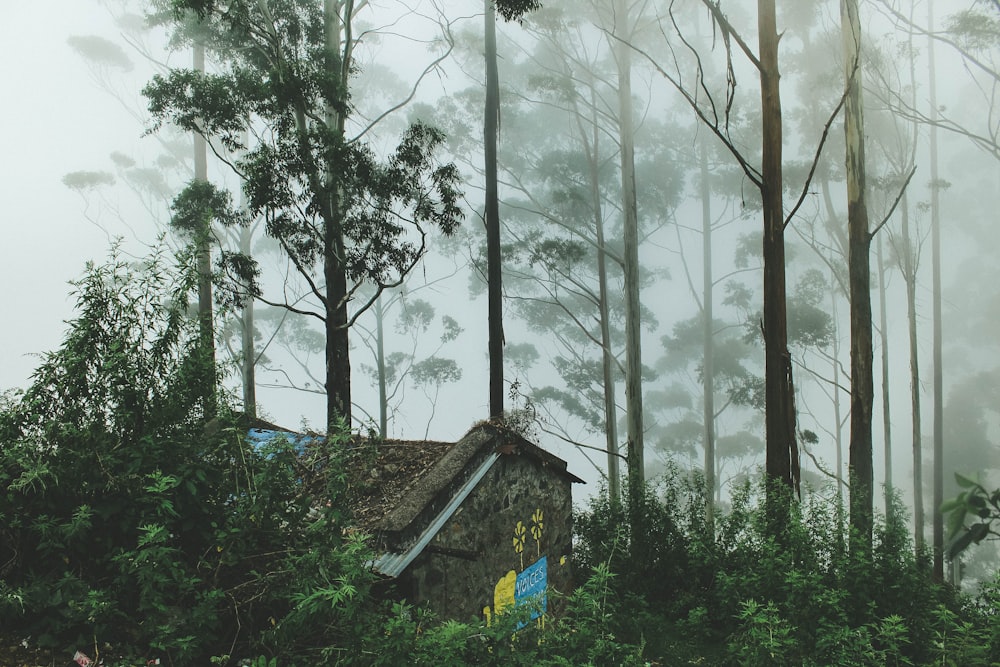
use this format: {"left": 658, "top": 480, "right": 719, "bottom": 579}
{"left": 954, "top": 473, "right": 978, "bottom": 489}
{"left": 947, "top": 523, "right": 992, "bottom": 559}
{"left": 939, "top": 497, "right": 964, "bottom": 513}
{"left": 945, "top": 505, "right": 967, "bottom": 540}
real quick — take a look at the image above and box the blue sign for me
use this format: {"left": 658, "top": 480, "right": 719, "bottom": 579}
{"left": 515, "top": 556, "right": 547, "bottom": 624}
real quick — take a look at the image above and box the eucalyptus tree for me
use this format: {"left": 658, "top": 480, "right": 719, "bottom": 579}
{"left": 426, "top": 1, "right": 675, "bottom": 499}
{"left": 842, "top": 0, "right": 877, "bottom": 553}
{"left": 68, "top": 3, "right": 268, "bottom": 420}
{"left": 874, "top": 0, "right": 1000, "bottom": 160}
{"left": 927, "top": 0, "right": 946, "bottom": 583}
{"left": 654, "top": 120, "right": 769, "bottom": 521}
{"left": 505, "top": 0, "right": 673, "bottom": 501}
{"left": 631, "top": 0, "right": 853, "bottom": 512}
{"left": 145, "top": 0, "right": 464, "bottom": 431}
{"left": 608, "top": 0, "right": 647, "bottom": 499}
{"left": 68, "top": 7, "right": 222, "bottom": 415}
{"left": 866, "top": 24, "right": 925, "bottom": 551}
{"left": 872, "top": 0, "right": 1000, "bottom": 578}
{"left": 480, "top": 0, "right": 542, "bottom": 422}
{"left": 484, "top": 0, "right": 504, "bottom": 419}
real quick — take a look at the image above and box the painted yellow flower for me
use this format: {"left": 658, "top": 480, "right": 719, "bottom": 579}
{"left": 513, "top": 520, "right": 527, "bottom": 554}
{"left": 530, "top": 508, "right": 544, "bottom": 541}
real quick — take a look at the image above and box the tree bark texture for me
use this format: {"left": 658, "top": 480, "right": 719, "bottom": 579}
{"left": 758, "top": 0, "right": 799, "bottom": 500}
{"left": 485, "top": 0, "right": 504, "bottom": 420}
{"left": 877, "top": 237, "right": 893, "bottom": 520}
{"left": 324, "top": 0, "right": 352, "bottom": 431}
{"left": 375, "top": 294, "right": 388, "bottom": 437}
{"left": 585, "top": 97, "right": 621, "bottom": 506}
{"left": 239, "top": 223, "right": 257, "bottom": 421}
{"left": 842, "top": 0, "right": 875, "bottom": 550}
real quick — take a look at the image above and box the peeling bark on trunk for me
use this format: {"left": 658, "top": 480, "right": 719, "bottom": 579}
{"left": 842, "top": 0, "right": 875, "bottom": 551}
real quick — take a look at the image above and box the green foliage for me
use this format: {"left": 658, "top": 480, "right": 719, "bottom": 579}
{"left": 169, "top": 179, "right": 241, "bottom": 239}
{"left": 573, "top": 474, "right": 995, "bottom": 665}
{"left": 494, "top": 0, "right": 543, "bottom": 24}
{"left": 351, "top": 564, "right": 645, "bottom": 667}
{"left": 0, "top": 246, "right": 370, "bottom": 663}
{"left": 62, "top": 170, "right": 116, "bottom": 190}
{"left": 144, "top": 2, "right": 463, "bottom": 311}
{"left": 4, "top": 246, "right": 995, "bottom": 665}
{"left": 729, "top": 599, "right": 798, "bottom": 666}
{"left": 942, "top": 473, "right": 1000, "bottom": 559}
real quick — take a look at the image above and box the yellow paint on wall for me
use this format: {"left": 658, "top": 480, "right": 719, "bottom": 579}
{"left": 493, "top": 569, "right": 516, "bottom": 615}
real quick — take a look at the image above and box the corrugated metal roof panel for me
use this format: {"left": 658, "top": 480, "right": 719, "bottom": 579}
{"left": 371, "top": 451, "right": 501, "bottom": 578}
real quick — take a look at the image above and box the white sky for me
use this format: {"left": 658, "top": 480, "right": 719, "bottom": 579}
{"left": 1, "top": 4, "right": 146, "bottom": 391}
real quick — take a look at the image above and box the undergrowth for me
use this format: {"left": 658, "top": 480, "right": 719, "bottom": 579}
{"left": 0, "top": 246, "right": 996, "bottom": 665}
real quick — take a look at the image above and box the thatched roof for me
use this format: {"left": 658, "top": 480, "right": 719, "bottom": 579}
{"left": 246, "top": 420, "right": 582, "bottom": 540}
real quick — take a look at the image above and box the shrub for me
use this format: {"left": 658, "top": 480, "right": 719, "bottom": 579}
{"left": 0, "top": 246, "right": 371, "bottom": 663}
{"left": 572, "top": 470, "right": 988, "bottom": 665}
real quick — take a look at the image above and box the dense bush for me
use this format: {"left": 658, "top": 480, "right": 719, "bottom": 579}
{"left": 0, "top": 246, "right": 646, "bottom": 666}
{"left": 2, "top": 245, "right": 995, "bottom": 665}
{"left": 0, "top": 247, "right": 372, "bottom": 663}
{"left": 574, "top": 473, "right": 999, "bottom": 665}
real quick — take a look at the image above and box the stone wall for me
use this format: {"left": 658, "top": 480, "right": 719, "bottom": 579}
{"left": 401, "top": 451, "right": 575, "bottom": 621}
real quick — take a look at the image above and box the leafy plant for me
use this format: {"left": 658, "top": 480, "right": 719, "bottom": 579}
{"left": 0, "top": 245, "right": 371, "bottom": 663}
{"left": 729, "top": 599, "right": 799, "bottom": 666}
{"left": 942, "top": 473, "right": 1000, "bottom": 558}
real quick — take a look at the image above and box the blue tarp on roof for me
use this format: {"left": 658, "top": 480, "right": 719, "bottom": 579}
{"left": 246, "top": 428, "right": 325, "bottom": 456}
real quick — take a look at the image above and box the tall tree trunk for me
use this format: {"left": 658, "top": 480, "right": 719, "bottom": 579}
{"left": 927, "top": 0, "right": 945, "bottom": 582}
{"left": 902, "top": 192, "right": 925, "bottom": 553}
{"left": 877, "top": 235, "right": 893, "bottom": 521}
{"left": 375, "top": 293, "right": 388, "bottom": 437}
{"left": 581, "top": 88, "right": 621, "bottom": 506}
{"left": 900, "top": 8, "right": 925, "bottom": 558}
{"left": 614, "top": 0, "right": 645, "bottom": 498}
{"left": 239, "top": 222, "right": 257, "bottom": 421}
{"left": 832, "top": 274, "right": 845, "bottom": 505}
{"left": 758, "top": 0, "right": 799, "bottom": 507}
{"left": 700, "top": 141, "right": 716, "bottom": 529}
{"left": 485, "top": 0, "right": 504, "bottom": 420}
{"left": 842, "top": 0, "right": 874, "bottom": 552}
{"left": 237, "top": 127, "right": 257, "bottom": 421}
{"left": 194, "top": 40, "right": 216, "bottom": 416}
{"left": 324, "top": 0, "right": 352, "bottom": 432}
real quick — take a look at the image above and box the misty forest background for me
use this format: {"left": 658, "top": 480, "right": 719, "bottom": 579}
{"left": 2, "top": 0, "right": 1000, "bottom": 664}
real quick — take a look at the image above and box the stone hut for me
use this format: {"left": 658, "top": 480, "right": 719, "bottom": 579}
{"left": 248, "top": 420, "right": 583, "bottom": 622}
{"left": 362, "top": 422, "right": 583, "bottom": 621}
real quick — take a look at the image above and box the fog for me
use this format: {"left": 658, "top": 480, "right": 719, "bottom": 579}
{"left": 1, "top": 0, "right": 998, "bottom": 579}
